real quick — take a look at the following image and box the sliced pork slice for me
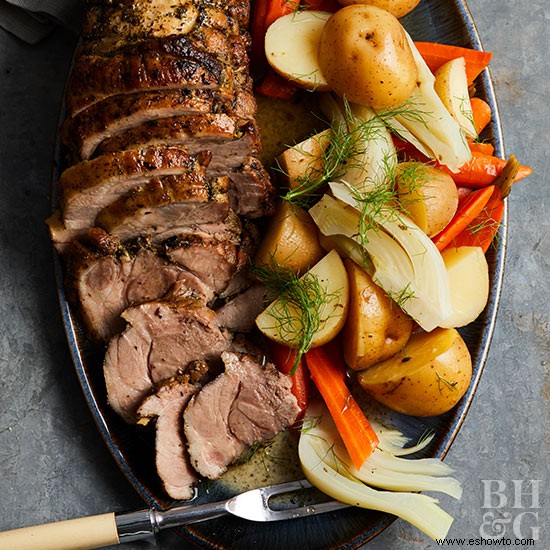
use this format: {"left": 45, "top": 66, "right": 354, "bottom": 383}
{"left": 104, "top": 293, "right": 231, "bottom": 423}
{"left": 226, "top": 157, "right": 276, "bottom": 218}
{"left": 65, "top": 48, "right": 233, "bottom": 116}
{"left": 82, "top": 0, "right": 248, "bottom": 44}
{"left": 77, "top": 31, "right": 250, "bottom": 71}
{"left": 65, "top": 228, "right": 214, "bottom": 342}
{"left": 184, "top": 352, "right": 300, "bottom": 479}
{"left": 62, "top": 89, "right": 230, "bottom": 160}
{"left": 137, "top": 376, "right": 199, "bottom": 501}
{"left": 94, "top": 115, "right": 260, "bottom": 167}
{"left": 50, "top": 146, "right": 208, "bottom": 250}
{"left": 95, "top": 175, "right": 230, "bottom": 243}
{"left": 216, "top": 285, "right": 269, "bottom": 333}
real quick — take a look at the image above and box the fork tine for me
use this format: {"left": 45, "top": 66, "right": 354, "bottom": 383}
{"left": 225, "top": 479, "right": 349, "bottom": 522}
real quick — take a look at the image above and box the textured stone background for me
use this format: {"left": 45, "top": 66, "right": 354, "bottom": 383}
{"left": 0, "top": 0, "right": 547, "bottom": 548}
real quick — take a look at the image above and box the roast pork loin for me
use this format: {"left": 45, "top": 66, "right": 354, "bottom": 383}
{"left": 184, "top": 352, "right": 300, "bottom": 479}
{"left": 137, "top": 375, "right": 200, "bottom": 500}
{"left": 104, "top": 290, "right": 232, "bottom": 423}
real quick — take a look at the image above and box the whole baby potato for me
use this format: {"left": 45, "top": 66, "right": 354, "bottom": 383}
{"left": 396, "top": 162, "right": 459, "bottom": 237}
{"left": 343, "top": 258, "right": 412, "bottom": 370}
{"left": 337, "top": 0, "right": 421, "bottom": 19}
{"left": 357, "top": 328, "right": 472, "bottom": 416}
{"left": 318, "top": 5, "right": 417, "bottom": 108}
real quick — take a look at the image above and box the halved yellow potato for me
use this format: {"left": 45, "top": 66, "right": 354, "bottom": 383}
{"left": 440, "top": 246, "right": 489, "bottom": 328}
{"left": 343, "top": 259, "right": 412, "bottom": 370}
{"left": 357, "top": 328, "right": 472, "bottom": 416}
{"left": 256, "top": 249, "right": 349, "bottom": 348}
{"left": 277, "top": 129, "right": 331, "bottom": 190}
{"left": 337, "top": 0, "right": 421, "bottom": 18}
{"left": 396, "top": 162, "right": 459, "bottom": 237}
{"left": 434, "top": 57, "right": 477, "bottom": 139}
{"left": 265, "top": 11, "right": 332, "bottom": 91}
{"left": 254, "top": 201, "right": 325, "bottom": 275}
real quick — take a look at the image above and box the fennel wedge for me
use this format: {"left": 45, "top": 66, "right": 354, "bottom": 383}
{"left": 310, "top": 194, "right": 452, "bottom": 331}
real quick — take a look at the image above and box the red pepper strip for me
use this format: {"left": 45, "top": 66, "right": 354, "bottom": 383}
{"left": 305, "top": 342, "right": 379, "bottom": 470}
{"left": 452, "top": 186, "right": 505, "bottom": 253}
{"left": 267, "top": 341, "right": 310, "bottom": 419}
{"left": 414, "top": 41, "right": 493, "bottom": 84}
{"left": 256, "top": 69, "right": 300, "bottom": 100}
{"left": 432, "top": 185, "right": 495, "bottom": 251}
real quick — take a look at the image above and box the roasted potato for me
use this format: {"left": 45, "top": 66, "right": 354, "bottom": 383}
{"left": 318, "top": 5, "right": 417, "bottom": 108}
{"left": 256, "top": 249, "right": 349, "bottom": 348}
{"left": 343, "top": 259, "right": 412, "bottom": 370}
{"left": 434, "top": 57, "right": 477, "bottom": 139}
{"left": 337, "top": 0, "right": 421, "bottom": 18}
{"left": 396, "top": 162, "right": 459, "bottom": 237}
{"left": 357, "top": 328, "right": 472, "bottom": 416}
{"left": 277, "top": 129, "right": 331, "bottom": 190}
{"left": 254, "top": 201, "right": 325, "bottom": 275}
{"left": 265, "top": 11, "right": 331, "bottom": 91}
{"left": 440, "top": 246, "right": 489, "bottom": 328}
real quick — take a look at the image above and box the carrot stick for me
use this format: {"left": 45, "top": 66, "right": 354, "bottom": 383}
{"left": 256, "top": 69, "right": 300, "bottom": 100}
{"left": 305, "top": 342, "right": 379, "bottom": 470}
{"left": 432, "top": 185, "right": 495, "bottom": 251}
{"left": 452, "top": 186, "right": 504, "bottom": 252}
{"left": 469, "top": 141, "right": 494, "bottom": 156}
{"left": 470, "top": 97, "right": 493, "bottom": 135}
{"left": 414, "top": 42, "right": 493, "bottom": 84}
{"left": 438, "top": 151, "right": 532, "bottom": 188}
{"left": 268, "top": 341, "right": 310, "bottom": 419}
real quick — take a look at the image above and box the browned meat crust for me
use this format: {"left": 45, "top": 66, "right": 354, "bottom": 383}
{"left": 94, "top": 175, "right": 230, "bottom": 243}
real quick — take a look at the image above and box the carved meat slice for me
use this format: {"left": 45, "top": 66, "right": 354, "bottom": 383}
{"left": 184, "top": 352, "right": 300, "bottom": 479}
{"left": 49, "top": 146, "right": 208, "bottom": 250}
{"left": 94, "top": 114, "right": 260, "bottom": 167}
{"left": 137, "top": 376, "right": 199, "bottom": 501}
{"left": 104, "top": 293, "right": 231, "bottom": 422}
{"left": 94, "top": 175, "right": 230, "bottom": 243}
{"left": 65, "top": 228, "right": 214, "bottom": 342}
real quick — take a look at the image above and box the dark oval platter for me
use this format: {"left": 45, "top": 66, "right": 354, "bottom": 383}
{"left": 52, "top": 1, "right": 506, "bottom": 548}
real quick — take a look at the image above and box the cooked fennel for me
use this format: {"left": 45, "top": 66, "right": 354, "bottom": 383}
{"left": 299, "top": 401, "right": 460, "bottom": 540}
{"left": 309, "top": 193, "right": 452, "bottom": 331}
{"left": 378, "top": 32, "right": 471, "bottom": 172}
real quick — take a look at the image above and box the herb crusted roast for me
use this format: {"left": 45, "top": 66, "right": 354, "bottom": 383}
{"left": 50, "top": 0, "right": 298, "bottom": 500}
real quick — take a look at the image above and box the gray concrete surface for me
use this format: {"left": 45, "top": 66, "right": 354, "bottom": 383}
{"left": 0, "top": 1, "right": 547, "bottom": 549}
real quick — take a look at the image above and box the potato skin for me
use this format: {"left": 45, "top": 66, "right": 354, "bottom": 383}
{"left": 254, "top": 201, "right": 325, "bottom": 275}
{"left": 318, "top": 5, "right": 417, "bottom": 108}
{"left": 337, "top": 0, "right": 421, "bottom": 19}
{"left": 357, "top": 328, "right": 473, "bottom": 416}
{"left": 396, "top": 162, "right": 459, "bottom": 237}
{"left": 343, "top": 259, "right": 412, "bottom": 370}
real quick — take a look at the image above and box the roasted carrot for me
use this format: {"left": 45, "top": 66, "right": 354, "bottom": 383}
{"left": 256, "top": 69, "right": 300, "bottom": 100}
{"left": 470, "top": 97, "right": 493, "bottom": 135}
{"left": 267, "top": 341, "right": 310, "bottom": 419}
{"left": 432, "top": 185, "right": 495, "bottom": 251}
{"left": 469, "top": 141, "right": 494, "bottom": 156}
{"left": 414, "top": 42, "right": 493, "bottom": 84}
{"left": 305, "top": 342, "right": 379, "bottom": 470}
{"left": 452, "top": 186, "right": 504, "bottom": 252}
{"left": 438, "top": 151, "right": 532, "bottom": 188}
